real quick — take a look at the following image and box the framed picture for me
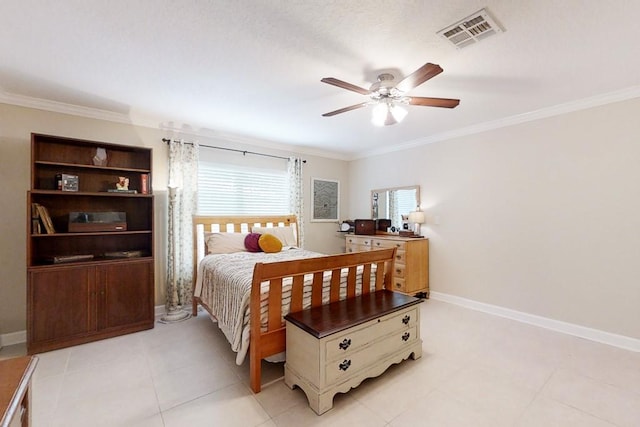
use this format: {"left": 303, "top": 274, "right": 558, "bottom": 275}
{"left": 311, "top": 178, "right": 339, "bottom": 222}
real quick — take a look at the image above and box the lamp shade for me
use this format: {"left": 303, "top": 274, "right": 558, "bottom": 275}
{"left": 371, "top": 102, "right": 408, "bottom": 126}
{"left": 408, "top": 211, "right": 425, "bottom": 224}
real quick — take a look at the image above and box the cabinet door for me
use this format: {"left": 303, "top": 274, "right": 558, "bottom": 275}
{"left": 28, "top": 266, "right": 96, "bottom": 347}
{"left": 98, "top": 260, "right": 154, "bottom": 331}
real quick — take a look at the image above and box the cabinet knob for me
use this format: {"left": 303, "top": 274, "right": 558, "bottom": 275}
{"left": 402, "top": 315, "right": 410, "bottom": 325}
{"left": 338, "top": 338, "right": 351, "bottom": 350}
{"left": 339, "top": 359, "right": 351, "bottom": 371}
{"left": 402, "top": 332, "right": 410, "bottom": 341}
{"left": 395, "top": 282, "right": 401, "bottom": 288}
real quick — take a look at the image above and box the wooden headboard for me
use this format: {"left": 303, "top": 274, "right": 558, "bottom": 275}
{"left": 192, "top": 214, "right": 299, "bottom": 268}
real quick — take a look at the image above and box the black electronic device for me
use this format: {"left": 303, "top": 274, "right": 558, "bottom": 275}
{"left": 68, "top": 212, "right": 127, "bottom": 232}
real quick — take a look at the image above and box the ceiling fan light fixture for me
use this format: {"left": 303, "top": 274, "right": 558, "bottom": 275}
{"left": 371, "top": 102, "right": 389, "bottom": 126}
{"left": 371, "top": 102, "right": 407, "bottom": 127}
{"left": 391, "top": 104, "right": 408, "bottom": 122}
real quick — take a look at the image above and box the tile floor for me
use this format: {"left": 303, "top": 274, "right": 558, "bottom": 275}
{"left": 2, "top": 299, "right": 639, "bottom": 426}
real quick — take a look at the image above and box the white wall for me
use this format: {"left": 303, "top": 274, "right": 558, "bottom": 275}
{"left": 349, "top": 97, "right": 640, "bottom": 340}
{"left": 0, "top": 103, "right": 348, "bottom": 336}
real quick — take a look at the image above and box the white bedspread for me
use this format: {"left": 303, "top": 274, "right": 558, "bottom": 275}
{"left": 195, "top": 248, "right": 376, "bottom": 365}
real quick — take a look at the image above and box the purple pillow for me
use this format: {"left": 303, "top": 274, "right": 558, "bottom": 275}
{"left": 244, "top": 233, "right": 262, "bottom": 252}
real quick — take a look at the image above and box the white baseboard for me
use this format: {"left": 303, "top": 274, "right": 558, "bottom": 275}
{"left": 0, "top": 330, "right": 27, "bottom": 348}
{"left": 155, "top": 304, "right": 166, "bottom": 317}
{"left": 430, "top": 291, "right": 640, "bottom": 352}
{"left": 1, "top": 305, "right": 169, "bottom": 348}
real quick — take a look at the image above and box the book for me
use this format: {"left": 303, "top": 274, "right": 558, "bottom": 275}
{"left": 107, "top": 189, "right": 138, "bottom": 194}
{"left": 140, "top": 174, "right": 149, "bottom": 194}
{"left": 31, "top": 203, "right": 42, "bottom": 234}
{"left": 104, "top": 250, "right": 144, "bottom": 258}
{"left": 48, "top": 254, "right": 94, "bottom": 264}
{"left": 34, "top": 203, "right": 55, "bottom": 234}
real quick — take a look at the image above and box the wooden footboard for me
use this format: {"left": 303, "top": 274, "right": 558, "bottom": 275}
{"left": 191, "top": 215, "right": 396, "bottom": 393}
{"left": 248, "top": 248, "right": 396, "bottom": 392}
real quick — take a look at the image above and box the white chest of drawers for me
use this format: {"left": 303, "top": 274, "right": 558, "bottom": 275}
{"left": 346, "top": 235, "right": 429, "bottom": 297}
{"left": 284, "top": 290, "right": 423, "bottom": 415}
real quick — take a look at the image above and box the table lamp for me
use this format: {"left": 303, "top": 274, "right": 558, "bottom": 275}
{"left": 408, "top": 210, "right": 425, "bottom": 236}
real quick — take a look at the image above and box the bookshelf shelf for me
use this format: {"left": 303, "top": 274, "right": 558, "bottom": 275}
{"left": 34, "top": 160, "right": 151, "bottom": 174}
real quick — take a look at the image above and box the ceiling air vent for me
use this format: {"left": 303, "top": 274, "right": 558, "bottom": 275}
{"left": 437, "top": 8, "right": 503, "bottom": 49}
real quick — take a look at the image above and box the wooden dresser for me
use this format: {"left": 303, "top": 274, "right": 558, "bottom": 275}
{"left": 284, "top": 290, "right": 422, "bottom": 415}
{"left": 0, "top": 356, "right": 38, "bottom": 427}
{"left": 345, "top": 235, "right": 429, "bottom": 297}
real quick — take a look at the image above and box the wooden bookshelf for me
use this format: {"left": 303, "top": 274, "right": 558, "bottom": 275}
{"left": 27, "top": 133, "right": 155, "bottom": 354}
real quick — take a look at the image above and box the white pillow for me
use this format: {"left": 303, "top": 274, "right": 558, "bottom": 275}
{"left": 205, "top": 232, "right": 248, "bottom": 254}
{"left": 251, "top": 226, "right": 297, "bottom": 247}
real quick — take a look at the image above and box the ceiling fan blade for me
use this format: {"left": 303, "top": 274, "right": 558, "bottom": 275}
{"left": 408, "top": 97, "right": 460, "bottom": 108}
{"left": 321, "top": 77, "right": 371, "bottom": 95}
{"left": 395, "top": 63, "right": 443, "bottom": 93}
{"left": 322, "top": 102, "right": 369, "bottom": 117}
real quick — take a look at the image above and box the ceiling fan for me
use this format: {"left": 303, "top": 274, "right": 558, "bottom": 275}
{"left": 321, "top": 62, "right": 459, "bottom": 126}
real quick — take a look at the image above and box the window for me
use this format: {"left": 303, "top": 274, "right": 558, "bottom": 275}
{"left": 198, "top": 161, "right": 289, "bottom": 215}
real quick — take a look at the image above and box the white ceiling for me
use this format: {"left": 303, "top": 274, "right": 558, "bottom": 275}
{"left": 2, "top": 1, "right": 640, "bottom": 159}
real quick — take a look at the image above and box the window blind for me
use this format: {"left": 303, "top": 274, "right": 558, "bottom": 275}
{"left": 198, "top": 162, "right": 289, "bottom": 215}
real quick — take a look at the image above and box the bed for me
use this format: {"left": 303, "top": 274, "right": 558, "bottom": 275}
{"left": 192, "top": 215, "right": 396, "bottom": 392}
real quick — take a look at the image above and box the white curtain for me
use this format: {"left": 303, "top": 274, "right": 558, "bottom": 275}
{"left": 167, "top": 139, "right": 199, "bottom": 309}
{"left": 288, "top": 157, "right": 304, "bottom": 247}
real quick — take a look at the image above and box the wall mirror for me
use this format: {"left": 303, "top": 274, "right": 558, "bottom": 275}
{"left": 371, "top": 185, "right": 420, "bottom": 230}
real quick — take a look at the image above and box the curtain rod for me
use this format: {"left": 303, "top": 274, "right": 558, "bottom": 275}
{"left": 162, "top": 138, "right": 306, "bottom": 163}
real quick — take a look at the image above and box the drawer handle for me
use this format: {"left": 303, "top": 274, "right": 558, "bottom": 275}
{"left": 395, "top": 283, "right": 402, "bottom": 288}
{"left": 402, "top": 315, "right": 410, "bottom": 325}
{"left": 396, "top": 268, "right": 401, "bottom": 274}
{"left": 402, "top": 332, "right": 410, "bottom": 341}
{"left": 338, "top": 338, "right": 351, "bottom": 350}
{"left": 339, "top": 359, "right": 351, "bottom": 371}
{"left": 396, "top": 255, "right": 402, "bottom": 260}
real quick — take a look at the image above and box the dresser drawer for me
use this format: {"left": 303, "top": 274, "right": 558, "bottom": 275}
{"left": 393, "top": 263, "right": 406, "bottom": 278}
{"left": 392, "top": 277, "right": 406, "bottom": 292}
{"left": 394, "top": 250, "right": 406, "bottom": 264}
{"left": 346, "top": 244, "right": 372, "bottom": 253}
{"left": 371, "top": 239, "right": 405, "bottom": 250}
{"left": 325, "top": 325, "right": 418, "bottom": 384}
{"left": 346, "top": 236, "right": 372, "bottom": 247}
{"left": 325, "top": 306, "right": 418, "bottom": 360}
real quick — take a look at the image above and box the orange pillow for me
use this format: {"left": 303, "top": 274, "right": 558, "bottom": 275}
{"left": 258, "top": 233, "right": 283, "bottom": 253}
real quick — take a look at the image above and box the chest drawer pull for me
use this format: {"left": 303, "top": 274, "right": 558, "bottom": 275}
{"left": 339, "top": 359, "right": 351, "bottom": 371}
{"left": 402, "top": 315, "right": 410, "bottom": 325}
{"left": 402, "top": 332, "right": 410, "bottom": 341}
{"left": 338, "top": 338, "right": 351, "bottom": 350}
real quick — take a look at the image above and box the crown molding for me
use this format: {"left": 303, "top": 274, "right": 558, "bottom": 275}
{"left": 354, "top": 85, "right": 640, "bottom": 160}
{"left": 0, "top": 90, "right": 139, "bottom": 125}
{"left": 5, "top": 86, "right": 640, "bottom": 163}
{"left": 0, "top": 90, "right": 350, "bottom": 161}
